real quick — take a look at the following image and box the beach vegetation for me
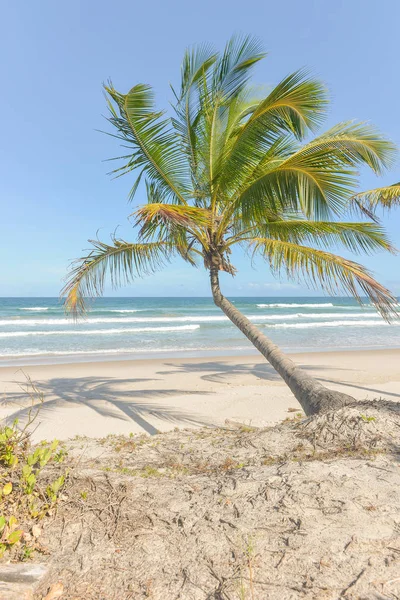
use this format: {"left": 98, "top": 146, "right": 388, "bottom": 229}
{"left": 63, "top": 34, "right": 399, "bottom": 416}
{"left": 0, "top": 415, "right": 68, "bottom": 560}
{"left": 1, "top": 404, "right": 396, "bottom": 596}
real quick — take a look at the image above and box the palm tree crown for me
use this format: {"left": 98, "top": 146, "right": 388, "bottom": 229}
{"left": 63, "top": 34, "right": 398, "bottom": 318}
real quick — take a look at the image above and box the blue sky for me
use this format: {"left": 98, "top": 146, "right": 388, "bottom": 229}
{"left": 1, "top": 0, "right": 400, "bottom": 297}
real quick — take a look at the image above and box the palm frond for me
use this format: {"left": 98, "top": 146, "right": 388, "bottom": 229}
{"left": 233, "top": 220, "right": 395, "bottom": 254}
{"left": 235, "top": 154, "right": 355, "bottom": 222}
{"left": 351, "top": 183, "right": 400, "bottom": 220}
{"left": 179, "top": 43, "right": 217, "bottom": 96}
{"left": 62, "top": 240, "right": 175, "bottom": 318}
{"left": 212, "top": 34, "right": 266, "bottom": 102}
{"left": 105, "top": 83, "right": 190, "bottom": 204}
{"left": 247, "top": 70, "right": 328, "bottom": 136}
{"left": 132, "top": 203, "right": 211, "bottom": 242}
{"left": 251, "top": 238, "right": 398, "bottom": 320}
{"left": 201, "top": 34, "right": 266, "bottom": 201}
{"left": 218, "top": 71, "right": 328, "bottom": 195}
{"left": 172, "top": 43, "right": 217, "bottom": 175}
{"left": 308, "top": 121, "right": 397, "bottom": 175}
{"left": 233, "top": 122, "right": 397, "bottom": 221}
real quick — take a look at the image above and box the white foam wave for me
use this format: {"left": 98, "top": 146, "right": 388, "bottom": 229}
{"left": 0, "top": 312, "right": 383, "bottom": 326}
{"left": 0, "top": 325, "right": 200, "bottom": 338}
{"left": 262, "top": 312, "right": 382, "bottom": 321}
{"left": 108, "top": 309, "right": 143, "bottom": 313}
{"left": 0, "top": 347, "right": 189, "bottom": 358}
{"left": 19, "top": 307, "right": 49, "bottom": 311}
{"left": 268, "top": 320, "right": 394, "bottom": 329}
{"left": 257, "top": 303, "right": 335, "bottom": 308}
{"left": 0, "top": 344, "right": 251, "bottom": 359}
{"left": 0, "top": 316, "right": 228, "bottom": 326}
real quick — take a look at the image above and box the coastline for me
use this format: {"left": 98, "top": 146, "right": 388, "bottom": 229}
{"left": 1, "top": 348, "right": 399, "bottom": 441}
{"left": 1, "top": 341, "right": 400, "bottom": 369}
{"left": 2, "top": 296, "right": 399, "bottom": 369}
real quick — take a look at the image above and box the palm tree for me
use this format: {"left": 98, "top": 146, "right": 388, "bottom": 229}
{"left": 63, "top": 35, "right": 399, "bottom": 416}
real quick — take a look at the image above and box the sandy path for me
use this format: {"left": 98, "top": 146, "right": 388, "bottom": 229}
{"left": 0, "top": 349, "right": 400, "bottom": 441}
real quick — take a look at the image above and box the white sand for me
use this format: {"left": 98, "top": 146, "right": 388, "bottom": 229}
{"left": 1, "top": 349, "right": 400, "bottom": 441}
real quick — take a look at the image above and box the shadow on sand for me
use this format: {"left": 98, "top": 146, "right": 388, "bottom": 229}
{"left": 2, "top": 358, "right": 398, "bottom": 436}
{"left": 156, "top": 359, "right": 354, "bottom": 385}
{"left": 1, "top": 375, "right": 214, "bottom": 435}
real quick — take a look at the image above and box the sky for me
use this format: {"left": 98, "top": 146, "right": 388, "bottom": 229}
{"left": 1, "top": 0, "right": 400, "bottom": 298}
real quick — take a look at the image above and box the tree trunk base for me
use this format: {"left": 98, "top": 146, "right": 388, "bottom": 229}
{"left": 299, "top": 388, "right": 355, "bottom": 416}
{"left": 300, "top": 398, "right": 400, "bottom": 455}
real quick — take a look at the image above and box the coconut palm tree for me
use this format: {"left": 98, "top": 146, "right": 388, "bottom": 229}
{"left": 63, "top": 35, "right": 399, "bottom": 416}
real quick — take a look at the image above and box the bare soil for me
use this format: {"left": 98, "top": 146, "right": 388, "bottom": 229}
{"left": 17, "top": 401, "right": 400, "bottom": 599}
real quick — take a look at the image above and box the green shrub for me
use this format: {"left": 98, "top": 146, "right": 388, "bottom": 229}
{"left": 0, "top": 405, "right": 68, "bottom": 560}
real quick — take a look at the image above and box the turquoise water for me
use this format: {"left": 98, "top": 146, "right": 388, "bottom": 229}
{"left": 0, "top": 296, "right": 399, "bottom": 366}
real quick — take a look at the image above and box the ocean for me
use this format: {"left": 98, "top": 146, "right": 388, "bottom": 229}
{"left": 0, "top": 296, "right": 399, "bottom": 366}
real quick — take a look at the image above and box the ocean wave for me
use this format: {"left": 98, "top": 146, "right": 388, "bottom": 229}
{"left": 0, "top": 344, "right": 251, "bottom": 359}
{"left": 0, "top": 348, "right": 188, "bottom": 358}
{"left": 0, "top": 316, "right": 228, "bottom": 326}
{"left": 0, "top": 325, "right": 200, "bottom": 338}
{"left": 0, "top": 312, "right": 381, "bottom": 327}
{"left": 108, "top": 309, "right": 144, "bottom": 313}
{"left": 256, "top": 302, "right": 381, "bottom": 310}
{"left": 263, "top": 312, "right": 382, "bottom": 321}
{"left": 268, "top": 320, "right": 394, "bottom": 329}
{"left": 92, "top": 309, "right": 145, "bottom": 313}
{"left": 0, "top": 312, "right": 383, "bottom": 326}
{"left": 257, "top": 302, "right": 334, "bottom": 308}
{"left": 19, "top": 307, "right": 49, "bottom": 311}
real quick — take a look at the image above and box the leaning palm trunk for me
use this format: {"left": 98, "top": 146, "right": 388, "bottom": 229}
{"left": 211, "top": 267, "right": 354, "bottom": 415}
{"left": 63, "top": 35, "right": 399, "bottom": 419}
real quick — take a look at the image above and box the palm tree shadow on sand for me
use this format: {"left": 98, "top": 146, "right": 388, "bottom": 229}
{"left": 1, "top": 376, "right": 214, "bottom": 436}
{"left": 156, "top": 360, "right": 354, "bottom": 385}
{"left": 317, "top": 377, "right": 400, "bottom": 401}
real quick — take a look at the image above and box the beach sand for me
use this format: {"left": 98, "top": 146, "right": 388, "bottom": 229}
{"left": 0, "top": 349, "right": 400, "bottom": 441}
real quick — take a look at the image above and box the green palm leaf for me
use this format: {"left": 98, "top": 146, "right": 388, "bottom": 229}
{"left": 307, "top": 121, "right": 396, "bottom": 174}
{"left": 172, "top": 43, "right": 217, "bottom": 175}
{"left": 351, "top": 183, "right": 400, "bottom": 220}
{"left": 211, "top": 34, "right": 266, "bottom": 102}
{"left": 246, "top": 70, "right": 328, "bottom": 136}
{"left": 105, "top": 83, "right": 191, "bottom": 204}
{"left": 218, "top": 71, "right": 329, "bottom": 194}
{"left": 62, "top": 240, "right": 175, "bottom": 318}
{"left": 132, "top": 203, "right": 211, "bottom": 245}
{"left": 233, "top": 122, "right": 396, "bottom": 221}
{"left": 233, "top": 220, "right": 395, "bottom": 255}
{"left": 251, "top": 238, "right": 397, "bottom": 319}
{"left": 202, "top": 34, "right": 266, "bottom": 203}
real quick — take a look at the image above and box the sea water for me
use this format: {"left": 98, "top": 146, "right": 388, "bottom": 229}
{"left": 0, "top": 296, "right": 399, "bottom": 366}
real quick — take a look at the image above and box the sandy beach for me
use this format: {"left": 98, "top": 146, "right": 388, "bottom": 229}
{"left": 0, "top": 348, "right": 399, "bottom": 441}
